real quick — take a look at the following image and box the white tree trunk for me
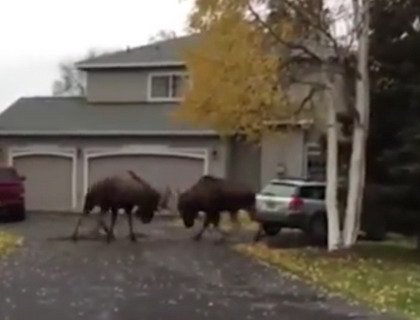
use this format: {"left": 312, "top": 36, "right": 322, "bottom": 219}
{"left": 355, "top": 140, "right": 367, "bottom": 233}
{"left": 344, "top": 125, "right": 365, "bottom": 246}
{"left": 326, "top": 86, "right": 342, "bottom": 251}
{"left": 343, "top": 0, "right": 370, "bottom": 247}
{"left": 356, "top": 0, "right": 371, "bottom": 233}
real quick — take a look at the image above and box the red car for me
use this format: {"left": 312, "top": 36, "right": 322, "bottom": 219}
{"left": 0, "top": 166, "right": 26, "bottom": 221}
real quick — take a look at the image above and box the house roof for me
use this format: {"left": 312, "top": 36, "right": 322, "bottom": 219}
{"left": 0, "top": 97, "right": 216, "bottom": 137}
{"left": 77, "top": 33, "right": 337, "bottom": 71}
{"left": 77, "top": 34, "right": 200, "bottom": 70}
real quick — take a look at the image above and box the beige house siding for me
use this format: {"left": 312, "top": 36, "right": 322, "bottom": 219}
{"left": 228, "top": 140, "right": 261, "bottom": 192}
{"left": 261, "top": 130, "right": 306, "bottom": 186}
{"left": 86, "top": 67, "right": 186, "bottom": 103}
{"left": 288, "top": 65, "right": 348, "bottom": 112}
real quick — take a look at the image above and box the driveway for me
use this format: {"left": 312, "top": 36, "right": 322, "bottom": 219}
{"left": 0, "top": 213, "right": 395, "bottom": 320}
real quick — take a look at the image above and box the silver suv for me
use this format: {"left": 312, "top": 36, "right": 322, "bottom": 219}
{"left": 255, "top": 178, "right": 327, "bottom": 241}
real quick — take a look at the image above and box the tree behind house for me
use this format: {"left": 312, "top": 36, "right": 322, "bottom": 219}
{"left": 52, "top": 50, "right": 99, "bottom": 97}
{"left": 148, "top": 29, "right": 177, "bottom": 43}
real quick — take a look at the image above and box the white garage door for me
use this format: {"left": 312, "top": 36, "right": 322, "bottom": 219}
{"left": 14, "top": 155, "right": 73, "bottom": 212}
{"left": 88, "top": 154, "right": 204, "bottom": 192}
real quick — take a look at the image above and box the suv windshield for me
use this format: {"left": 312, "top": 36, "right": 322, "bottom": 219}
{"left": 0, "top": 168, "right": 19, "bottom": 183}
{"left": 261, "top": 183, "right": 297, "bottom": 197}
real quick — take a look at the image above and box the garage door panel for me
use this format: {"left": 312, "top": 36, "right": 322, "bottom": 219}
{"left": 14, "top": 155, "right": 72, "bottom": 211}
{"left": 89, "top": 155, "right": 204, "bottom": 192}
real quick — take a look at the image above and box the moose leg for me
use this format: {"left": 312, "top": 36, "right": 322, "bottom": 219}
{"left": 72, "top": 213, "right": 87, "bottom": 241}
{"left": 126, "top": 208, "right": 136, "bottom": 242}
{"left": 253, "top": 223, "right": 265, "bottom": 242}
{"left": 193, "top": 214, "right": 211, "bottom": 241}
{"left": 107, "top": 209, "right": 118, "bottom": 243}
{"left": 95, "top": 210, "right": 111, "bottom": 236}
{"left": 230, "top": 211, "right": 242, "bottom": 233}
{"left": 213, "top": 213, "right": 230, "bottom": 244}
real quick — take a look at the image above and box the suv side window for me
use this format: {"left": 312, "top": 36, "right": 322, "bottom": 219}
{"left": 299, "top": 186, "right": 325, "bottom": 200}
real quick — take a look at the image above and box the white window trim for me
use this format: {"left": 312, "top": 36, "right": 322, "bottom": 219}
{"left": 147, "top": 72, "right": 188, "bottom": 102}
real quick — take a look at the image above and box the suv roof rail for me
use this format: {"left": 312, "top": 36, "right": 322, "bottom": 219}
{"left": 275, "top": 176, "right": 308, "bottom": 181}
{"left": 275, "top": 176, "right": 326, "bottom": 181}
{"left": 271, "top": 176, "right": 326, "bottom": 184}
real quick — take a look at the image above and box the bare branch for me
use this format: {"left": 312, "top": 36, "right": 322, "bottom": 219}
{"left": 281, "top": 0, "right": 341, "bottom": 55}
{"left": 288, "top": 76, "right": 329, "bottom": 90}
{"left": 247, "top": 2, "right": 324, "bottom": 62}
{"left": 293, "top": 86, "right": 320, "bottom": 116}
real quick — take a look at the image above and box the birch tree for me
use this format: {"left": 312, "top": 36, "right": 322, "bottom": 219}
{"left": 343, "top": 0, "right": 370, "bottom": 247}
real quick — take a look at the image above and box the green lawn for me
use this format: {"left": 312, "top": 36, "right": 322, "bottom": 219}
{"left": 0, "top": 231, "right": 23, "bottom": 259}
{"left": 236, "top": 238, "right": 420, "bottom": 319}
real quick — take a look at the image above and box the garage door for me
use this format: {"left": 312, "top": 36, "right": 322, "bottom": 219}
{"left": 14, "top": 155, "right": 73, "bottom": 211}
{"left": 88, "top": 154, "right": 204, "bottom": 192}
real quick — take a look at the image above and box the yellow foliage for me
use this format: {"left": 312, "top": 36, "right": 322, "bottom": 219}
{"left": 175, "top": 0, "right": 299, "bottom": 141}
{"left": 0, "top": 231, "right": 23, "bottom": 258}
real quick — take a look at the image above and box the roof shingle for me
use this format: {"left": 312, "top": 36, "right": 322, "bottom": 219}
{"left": 0, "top": 97, "right": 215, "bottom": 136}
{"left": 77, "top": 34, "right": 200, "bottom": 70}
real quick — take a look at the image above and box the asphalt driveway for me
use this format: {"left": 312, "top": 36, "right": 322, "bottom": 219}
{"left": 0, "top": 213, "right": 396, "bottom": 320}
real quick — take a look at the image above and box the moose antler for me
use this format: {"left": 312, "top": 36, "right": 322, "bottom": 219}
{"left": 127, "top": 170, "right": 151, "bottom": 188}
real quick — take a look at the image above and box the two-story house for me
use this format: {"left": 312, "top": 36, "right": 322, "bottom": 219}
{"left": 0, "top": 35, "right": 330, "bottom": 212}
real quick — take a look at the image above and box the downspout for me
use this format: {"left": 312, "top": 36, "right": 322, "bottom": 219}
{"left": 302, "top": 129, "right": 308, "bottom": 179}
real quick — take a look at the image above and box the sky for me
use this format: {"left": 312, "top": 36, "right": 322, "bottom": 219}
{"left": 0, "top": 0, "right": 193, "bottom": 112}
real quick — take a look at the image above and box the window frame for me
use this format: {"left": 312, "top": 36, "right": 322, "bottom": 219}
{"left": 147, "top": 72, "right": 189, "bottom": 102}
{"left": 305, "top": 142, "right": 326, "bottom": 180}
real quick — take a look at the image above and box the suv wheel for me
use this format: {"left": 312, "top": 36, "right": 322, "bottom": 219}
{"left": 308, "top": 212, "right": 327, "bottom": 244}
{"left": 262, "top": 223, "right": 282, "bottom": 236}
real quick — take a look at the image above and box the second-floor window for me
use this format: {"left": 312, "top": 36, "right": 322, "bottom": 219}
{"left": 149, "top": 73, "right": 189, "bottom": 101}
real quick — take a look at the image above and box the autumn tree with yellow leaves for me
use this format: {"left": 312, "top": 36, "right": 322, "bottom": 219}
{"left": 176, "top": 0, "right": 307, "bottom": 141}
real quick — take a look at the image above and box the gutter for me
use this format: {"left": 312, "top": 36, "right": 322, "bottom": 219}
{"left": 77, "top": 61, "right": 186, "bottom": 71}
{"left": 0, "top": 130, "right": 218, "bottom": 137}
{"left": 264, "top": 119, "right": 314, "bottom": 129}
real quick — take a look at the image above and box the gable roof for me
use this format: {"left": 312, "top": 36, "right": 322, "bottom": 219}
{"left": 77, "top": 34, "right": 200, "bottom": 70}
{"left": 0, "top": 97, "right": 216, "bottom": 137}
{"left": 77, "top": 33, "right": 337, "bottom": 71}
